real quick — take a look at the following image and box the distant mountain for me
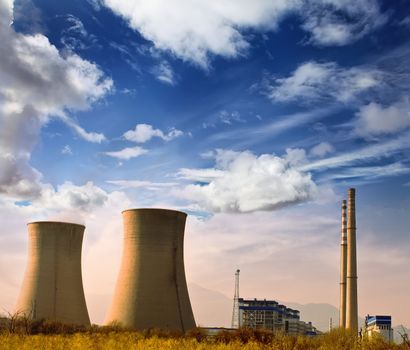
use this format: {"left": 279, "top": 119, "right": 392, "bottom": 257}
{"left": 282, "top": 301, "right": 340, "bottom": 332}
{"left": 281, "top": 301, "right": 365, "bottom": 332}
{"left": 188, "top": 283, "right": 232, "bottom": 327}
{"left": 189, "top": 283, "right": 371, "bottom": 333}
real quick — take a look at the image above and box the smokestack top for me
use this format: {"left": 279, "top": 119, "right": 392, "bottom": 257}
{"left": 121, "top": 208, "right": 187, "bottom": 217}
{"left": 348, "top": 188, "right": 356, "bottom": 195}
{"left": 342, "top": 199, "right": 347, "bottom": 207}
{"left": 27, "top": 221, "right": 85, "bottom": 228}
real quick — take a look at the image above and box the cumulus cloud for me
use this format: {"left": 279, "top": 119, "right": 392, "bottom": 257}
{"left": 102, "top": 0, "right": 386, "bottom": 67}
{"left": 268, "top": 61, "right": 381, "bottom": 104}
{"left": 38, "top": 181, "right": 108, "bottom": 214}
{"left": 104, "top": 146, "right": 148, "bottom": 160}
{"left": 176, "top": 149, "right": 317, "bottom": 213}
{"left": 123, "top": 123, "right": 184, "bottom": 143}
{"left": 354, "top": 100, "right": 410, "bottom": 137}
{"left": 0, "top": 0, "right": 112, "bottom": 198}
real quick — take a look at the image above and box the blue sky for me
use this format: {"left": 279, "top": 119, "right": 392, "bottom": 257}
{"left": 0, "top": 0, "right": 409, "bottom": 327}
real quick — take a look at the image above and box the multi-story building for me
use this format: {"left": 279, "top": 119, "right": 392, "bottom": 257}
{"left": 238, "top": 298, "right": 320, "bottom": 336}
{"left": 364, "top": 315, "right": 393, "bottom": 343}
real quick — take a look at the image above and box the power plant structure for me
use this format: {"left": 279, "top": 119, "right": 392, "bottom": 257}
{"left": 339, "top": 188, "right": 359, "bottom": 332}
{"left": 105, "top": 208, "right": 196, "bottom": 331}
{"left": 230, "top": 270, "right": 320, "bottom": 336}
{"left": 363, "top": 315, "right": 393, "bottom": 343}
{"left": 15, "top": 221, "right": 90, "bottom": 326}
{"left": 339, "top": 200, "right": 347, "bottom": 328}
{"left": 231, "top": 269, "right": 240, "bottom": 328}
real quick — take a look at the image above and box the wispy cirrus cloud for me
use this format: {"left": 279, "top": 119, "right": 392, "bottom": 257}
{"left": 300, "top": 130, "right": 410, "bottom": 172}
{"left": 106, "top": 180, "right": 178, "bottom": 190}
{"left": 151, "top": 60, "right": 177, "bottom": 85}
{"left": 60, "top": 14, "right": 99, "bottom": 51}
{"left": 300, "top": 0, "right": 388, "bottom": 46}
{"left": 268, "top": 61, "right": 381, "bottom": 104}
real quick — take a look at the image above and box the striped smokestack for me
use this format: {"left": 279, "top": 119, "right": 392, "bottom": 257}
{"left": 339, "top": 199, "right": 347, "bottom": 328}
{"left": 346, "top": 188, "right": 358, "bottom": 332}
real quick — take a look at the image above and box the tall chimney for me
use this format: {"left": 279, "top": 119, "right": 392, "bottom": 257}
{"left": 339, "top": 200, "right": 347, "bottom": 328}
{"left": 346, "top": 188, "right": 358, "bottom": 332}
{"left": 15, "top": 221, "right": 90, "bottom": 325}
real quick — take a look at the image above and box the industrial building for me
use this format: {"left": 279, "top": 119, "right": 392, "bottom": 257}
{"left": 15, "top": 221, "right": 90, "bottom": 326}
{"left": 238, "top": 298, "right": 320, "bottom": 335}
{"left": 363, "top": 315, "right": 393, "bottom": 343}
{"left": 105, "top": 208, "right": 196, "bottom": 331}
{"left": 231, "top": 270, "right": 319, "bottom": 336}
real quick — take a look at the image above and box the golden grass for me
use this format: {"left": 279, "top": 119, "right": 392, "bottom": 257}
{"left": 0, "top": 318, "right": 408, "bottom": 350}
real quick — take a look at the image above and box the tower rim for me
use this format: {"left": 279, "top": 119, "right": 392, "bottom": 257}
{"left": 27, "top": 221, "right": 85, "bottom": 228}
{"left": 121, "top": 208, "right": 187, "bottom": 216}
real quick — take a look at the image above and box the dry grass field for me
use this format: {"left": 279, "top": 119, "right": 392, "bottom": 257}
{"left": 0, "top": 318, "right": 408, "bottom": 350}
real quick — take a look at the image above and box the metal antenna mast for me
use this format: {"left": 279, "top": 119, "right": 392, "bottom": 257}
{"left": 231, "top": 269, "right": 240, "bottom": 328}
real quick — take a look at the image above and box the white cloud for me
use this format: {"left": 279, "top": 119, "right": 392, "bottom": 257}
{"left": 218, "top": 110, "right": 245, "bottom": 125}
{"left": 61, "top": 145, "right": 73, "bottom": 155}
{"left": 301, "top": 0, "right": 388, "bottom": 46}
{"left": 60, "top": 14, "right": 98, "bottom": 51}
{"left": 354, "top": 100, "right": 410, "bottom": 137}
{"left": 102, "top": 0, "right": 296, "bottom": 68}
{"left": 269, "top": 61, "right": 380, "bottom": 104}
{"left": 301, "top": 130, "right": 410, "bottom": 172}
{"left": 310, "top": 142, "right": 334, "bottom": 158}
{"left": 175, "top": 149, "right": 317, "bottom": 213}
{"left": 37, "top": 181, "right": 109, "bottom": 217}
{"left": 86, "top": 0, "right": 101, "bottom": 11}
{"left": 151, "top": 60, "right": 176, "bottom": 85}
{"left": 323, "top": 162, "right": 410, "bottom": 181}
{"left": 102, "top": 0, "right": 386, "bottom": 67}
{"left": 0, "top": 0, "right": 112, "bottom": 198}
{"left": 123, "top": 123, "right": 184, "bottom": 143}
{"left": 104, "top": 146, "right": 148, "bottom": 160}
{"left": 106, "top": 180, "right": 178, "bottom": 190}
{"left": 59, "top": 114, "right": 106, "bottom": 143}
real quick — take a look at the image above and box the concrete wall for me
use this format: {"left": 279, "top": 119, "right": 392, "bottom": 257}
{"left": 15, "top": 221, "right": 90, "bottom": 326}
{"left": 105, "top": 209, "right": 196, "bottom": 331}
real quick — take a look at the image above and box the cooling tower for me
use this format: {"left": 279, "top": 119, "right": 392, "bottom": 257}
{"left": 346, "top": 188, "right": 358, "bottom": 332}
{"left": 15, "top": 221, "right": 90, "bottom": 326}
{"left": 339, "top": 200, "right": 347, "bottom": 328}
{"left": 105, "top": 209, "right": 196, "bottom": 331}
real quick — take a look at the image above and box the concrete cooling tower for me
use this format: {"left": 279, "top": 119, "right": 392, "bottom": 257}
{"left": 15, "top": 221, "right": 90, "bottom": 326}
{"left": 105, "top": 209, "right": 196, "bottom": 331}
